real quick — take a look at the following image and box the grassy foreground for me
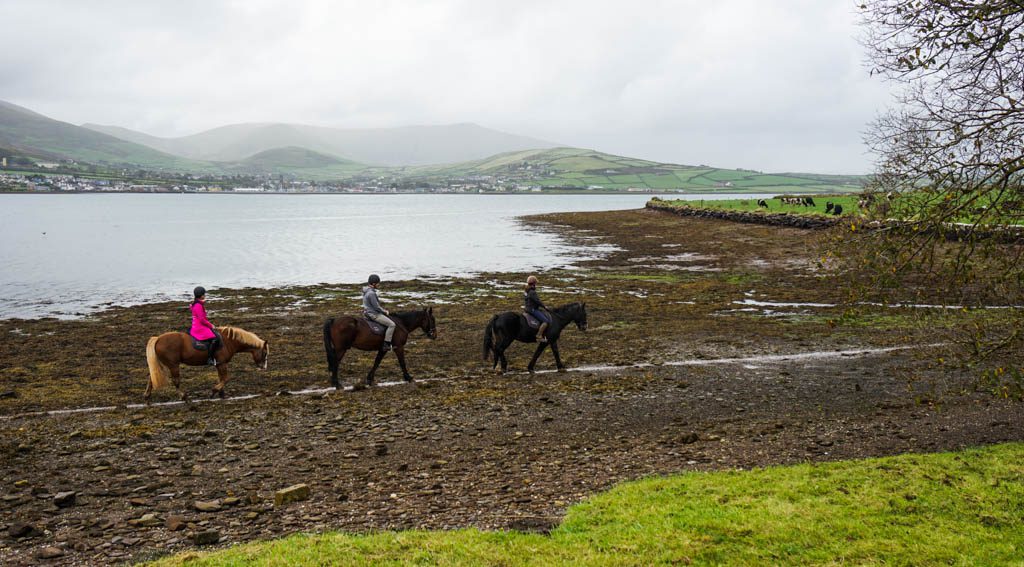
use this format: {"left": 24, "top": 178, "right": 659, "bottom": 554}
{"left": 153, "top": 443, "right": 1024, "bottom": 566}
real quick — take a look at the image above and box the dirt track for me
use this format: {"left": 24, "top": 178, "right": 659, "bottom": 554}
{"left": 2, "top": 208, "right": 1021, "bottom": 565}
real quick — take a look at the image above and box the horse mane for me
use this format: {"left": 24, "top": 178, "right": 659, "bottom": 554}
{"left": 217, "top": 326, "right": 264, "bottom": 348}
{"left": 552, "top": 302, "right": 582, "bottom": 313}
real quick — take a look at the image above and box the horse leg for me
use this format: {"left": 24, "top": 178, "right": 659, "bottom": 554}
{"left": 332, "top": 348, "right": 349, "bottom": 390}
{"left": 550, "top": 340, "right": 566, "bottom": 372}
{"left": 171, "top": 365, "right": 188, "bottom": 403}
{"left": 144, "top": 380, "right": 153, "bottom": 405}
{"left": 527, "top": 342, "right": 548, "bottom": 374}
{"left": 394, "top": 345, "right": 414, "bottom": 382}
{"left": 211, "top": 364, "right": 229, "bottom": 399}
{"left": 496, "top": 335, "right": 514, "bottom": 373}
{"left": 356, "top": 349, "right": 386, "bottom": 391}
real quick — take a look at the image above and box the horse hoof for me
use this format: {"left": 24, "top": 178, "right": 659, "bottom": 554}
{"left": 557, "top": 367, "right": 567, "bottom": 373}
{"left": 352, "top": 383, "right": 367, "bottom": 392}
{"left": 403, "top": 375, "right": 414, "bottom": 383}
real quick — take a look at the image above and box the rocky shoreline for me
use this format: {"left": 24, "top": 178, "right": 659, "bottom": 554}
{"left": 2, "top": 208, "right": 1021, "bottom": 565}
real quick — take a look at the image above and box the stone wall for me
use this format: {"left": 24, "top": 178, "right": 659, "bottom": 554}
{"left": 645, "top": 200, "right": 841, "bottom": 230}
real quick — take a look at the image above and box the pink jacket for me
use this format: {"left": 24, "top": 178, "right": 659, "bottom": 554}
{"left": 190, "top": 301, "right": 216, "bottom": 340}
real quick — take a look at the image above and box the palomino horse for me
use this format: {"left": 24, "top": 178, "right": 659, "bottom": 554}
{"left": 144, "top": 326, "right": 269, "bottom": 402}
{"left": 483, "top": 302, "right": 588, "bottom": 373}
{"left": 323, "top": 307, "right": 437, "bottom": 390}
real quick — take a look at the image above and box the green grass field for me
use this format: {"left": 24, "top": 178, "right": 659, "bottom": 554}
{"left": 661, "top": 195, "right": 861, "bottom": 216}
{"left": 151, "top": 443, "right": 1024, "bottom": 566}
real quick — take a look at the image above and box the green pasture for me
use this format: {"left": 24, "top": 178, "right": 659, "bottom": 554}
{"left": 662, "top": 195, "right": 861, "bottom": 216}
{"left": 151, "top": 443, "right": 1024, "bottom": 566}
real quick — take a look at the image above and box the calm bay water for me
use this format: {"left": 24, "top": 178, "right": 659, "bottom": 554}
{"left": 0, "top": 193, "right": 767, "bottom": 319}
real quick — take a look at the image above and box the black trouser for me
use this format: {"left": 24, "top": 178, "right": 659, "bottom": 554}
{"left": 204, "top": 332, "right": 222, "bottom": 363}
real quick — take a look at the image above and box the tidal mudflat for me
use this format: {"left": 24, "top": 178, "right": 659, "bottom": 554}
{"left": 2, "top": 208, "right": 1019, "bottom": 565}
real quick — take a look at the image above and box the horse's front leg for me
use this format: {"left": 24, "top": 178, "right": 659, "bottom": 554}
{"left": 395, "top": 345, "right": 413, "bottom": 382}
{"left": 211, "top": 364, "right": 229, "bottom": 399}
{"left": 550, "top": 340, "right": 566, "bottom": 372}
{"left": 527, "top": 342, "right": 548, "bottom": 374}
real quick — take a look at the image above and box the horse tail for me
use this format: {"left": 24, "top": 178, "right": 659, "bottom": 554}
{"left": 483, "top": 315, "right": 498, "bottom": 361}
{"left": 323, "top": 318, "right": 338, "bottom": 374}
{"left": 146, "top": 336, "right": 171, "bottom": 390}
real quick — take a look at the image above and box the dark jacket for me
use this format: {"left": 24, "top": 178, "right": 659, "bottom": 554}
{"left": 524, "top": 287, "right": 546, "bottom": 312}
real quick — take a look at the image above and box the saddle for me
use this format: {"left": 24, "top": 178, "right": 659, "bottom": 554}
{"left": 191, "top": 336, "right": 215, "bottom": 351}
{"left": 362, "top": 315, "right": 395, "bottom": 336}
{"left": 523, "top": 311, "right": 542, "bottom": 330}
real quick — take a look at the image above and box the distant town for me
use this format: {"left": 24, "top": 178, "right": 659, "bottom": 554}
{"left": 0, "top": 158, "right": 661, "bottom": 194}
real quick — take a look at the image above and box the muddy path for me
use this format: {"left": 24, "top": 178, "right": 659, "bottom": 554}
{"left": 2, "top": 209, "right": 1021, "bottom": 565}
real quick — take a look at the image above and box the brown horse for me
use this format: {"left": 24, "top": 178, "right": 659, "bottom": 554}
{"left": 323, "top": 307, "right": 437, "bottom": 390}
{"left": 144, "top": 326, "right": 269, "bottom": 403}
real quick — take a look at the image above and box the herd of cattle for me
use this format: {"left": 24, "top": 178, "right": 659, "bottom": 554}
{"left": 755, "top": 192, "right": 898, "bottom": 217}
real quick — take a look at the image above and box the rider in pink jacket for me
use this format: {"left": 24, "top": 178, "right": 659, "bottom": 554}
{"left": 190, "top": 286, "right": 220, "bottom": 365}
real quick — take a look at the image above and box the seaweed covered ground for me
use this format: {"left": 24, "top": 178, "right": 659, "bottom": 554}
{"left": 2, "top": 208, "right": 1022, "bottom": 565}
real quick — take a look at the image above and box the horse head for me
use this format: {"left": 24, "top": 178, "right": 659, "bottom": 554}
{"left": 558, "top": 302, "right": 587, "bottom": 331}
{"left": 422, "top": 306, "right": 437, "bottom": 339}
{"left": 574, "top": 302, "right": 588, "bottom": 331}
{"left": 253, "top": 340, "right": 270, "bottom": 370}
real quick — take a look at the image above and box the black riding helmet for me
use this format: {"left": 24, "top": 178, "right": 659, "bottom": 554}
{"left": 368, "top": 274, "right": 381, "bottom": 285}
{"left": 194, "top": 286, "right": 206, "bottom": 298}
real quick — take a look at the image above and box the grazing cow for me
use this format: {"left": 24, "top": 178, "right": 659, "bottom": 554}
{"left": 832, "top": 204, "right": 844, "bottom": 216}
{"left": 802, "top": 197, "right": 815, "bottom": 207}
{"left": 757, "top": 199, "right": 768, "bottom": 209}
{"left": 825, "top": 201, "right": 834, "bottom": 214}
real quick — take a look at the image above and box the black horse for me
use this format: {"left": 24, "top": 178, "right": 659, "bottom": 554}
{"left": 323, "top": 307, "right": 437, "bottom": 390}
{"left": 482, "top": 302, "right": 588, "bottom": 373}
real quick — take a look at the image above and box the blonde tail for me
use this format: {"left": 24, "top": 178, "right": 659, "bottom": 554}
{"left": 146, "top": 336, "right": 171, "bottom": 390}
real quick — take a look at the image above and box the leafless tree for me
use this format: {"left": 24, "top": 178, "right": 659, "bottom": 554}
{"left": 849, "top": 1, "right": 1024, "bottom": 394}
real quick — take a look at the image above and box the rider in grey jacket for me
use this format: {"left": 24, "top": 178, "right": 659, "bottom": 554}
{"left": 363, "top": 274, "right": 396, "bottom": 351}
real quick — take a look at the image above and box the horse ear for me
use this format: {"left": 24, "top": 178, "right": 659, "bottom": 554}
{"left": 428, "top": 306, "right": 433, "bottom": 314}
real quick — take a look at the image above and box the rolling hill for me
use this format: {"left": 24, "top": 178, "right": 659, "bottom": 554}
{"left": 1, "top": 100, "right": 866, "bottom": 192}
{"left": 229, "top": 146, "right": 364, "bottom": 176}
{"left": 397, "top": 147, "right": 866, "bottom": 192}
{"left": 0, "top": 100, "right": 216, "bottom": 171}
{"left": 84, "top": 121, "right": 559, "bottom": 166}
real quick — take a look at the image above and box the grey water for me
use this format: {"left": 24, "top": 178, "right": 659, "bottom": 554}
{"left": 0, "top": 193, "right": 771, "bottom": 319}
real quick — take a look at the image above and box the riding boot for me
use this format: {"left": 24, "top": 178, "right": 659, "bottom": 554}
{"left": 207, "top": 339, "right": 219, "bottom": 366}
{"left": 381, "top": 341, "right": 392, "bottom": 352}
{"left": 536, "top": 322, "right": 549, "bottom": 343}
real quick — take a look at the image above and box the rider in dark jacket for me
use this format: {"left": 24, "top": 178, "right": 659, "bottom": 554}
{"left": 524, "top": 275, "right": 550, "bottom": 342}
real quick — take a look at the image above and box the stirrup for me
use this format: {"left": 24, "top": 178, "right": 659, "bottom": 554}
{"left": 381, "top": 342, "right": 392, "bottom": 352}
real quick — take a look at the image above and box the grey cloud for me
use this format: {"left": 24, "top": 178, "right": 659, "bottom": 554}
{"left": 0, "top": 0, "right": 891, "bottom": 173}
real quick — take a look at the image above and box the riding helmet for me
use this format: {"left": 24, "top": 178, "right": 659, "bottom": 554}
{"left": 368, "top": 274, "right": 381, "bottom": 285}
{"left": 527, "top": 275, "right": 538, "bottom": 286}
{"left": 193, "top": 286, "right": 206, "bottom": 298}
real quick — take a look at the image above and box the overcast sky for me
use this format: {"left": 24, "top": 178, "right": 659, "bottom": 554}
{"left": 0, "top": 0, "right": 892, "bottom": 173}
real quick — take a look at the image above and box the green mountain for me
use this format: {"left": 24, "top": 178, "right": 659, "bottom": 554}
{"left": 3, "top": 100, "right": 865, "bottom": 191}
{"left": 83, "top": 121, "right": 559, "bottom": 166}
{"left": 229, "top": 146, "right": 364, "bottom": 176}
{"left": 0, "top": 100, "right": 216, "bottom": 171}
{"left": 396, "top": 147, "right": 866, "bottom": 192}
